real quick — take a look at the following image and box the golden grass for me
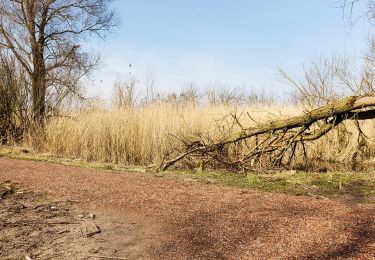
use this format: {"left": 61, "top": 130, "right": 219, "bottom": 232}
{"left": 26, "top": 102, "right": 375, "bottom": 169}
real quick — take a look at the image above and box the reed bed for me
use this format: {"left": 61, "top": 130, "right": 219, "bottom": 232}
{"left": 32, "top": 102, "right": 375, "bottom": 170}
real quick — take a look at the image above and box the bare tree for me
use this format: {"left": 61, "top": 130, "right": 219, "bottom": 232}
{"left": 278, "top": 55, "right": 360, "bottom": 108}
{"left": 205, "top": 83, "right": 246, "bottom": 106}
{"left": 112, "top": 76, "right": 138, "bottom": 108}
{"left": 179, "top": 82, "right": 200, "bottom": 106}
{"left": 0, "top": 0, "right": 116, "bottom": 124}
{"left": 145, "top": 72, "right": 156, "bottom": 104}
{"left": 278, "top": 40, "right": 375, "bottom": 109}
{"left": 0, "top": 51, "right": 30, "bottom": 143}
{"left": 333, "top": 0, "right": 375, "bottom": 24}
{"left": 160, "top": 96, "right": 375, "bottom": 171}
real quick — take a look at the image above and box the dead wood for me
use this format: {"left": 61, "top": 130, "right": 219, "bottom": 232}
{"left": 160, "top": 96, "right": 375, "bottom": 171}
{"left": 83, "top": 255, "right": 128, "bottom": 260}
{"left": 85, "top": 224, "right": 101, "bottom": 238}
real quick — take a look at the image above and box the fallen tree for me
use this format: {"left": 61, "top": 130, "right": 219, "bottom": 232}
{"left": 160, "top": 96, "right": 375, "bottom": 171}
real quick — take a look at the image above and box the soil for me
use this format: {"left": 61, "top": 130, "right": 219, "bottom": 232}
{"left": 1, "top": 158, "right": 375, "bottom": 259}
{"left": 0, "top": 182, "right": 147, "bottom": 260}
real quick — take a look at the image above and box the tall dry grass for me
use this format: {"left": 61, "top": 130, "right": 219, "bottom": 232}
{"left": 37, "top": 103, "right": 299, "bottom": 165}
{"left": 28, "top": 102, "right": 375, "bottom": 170}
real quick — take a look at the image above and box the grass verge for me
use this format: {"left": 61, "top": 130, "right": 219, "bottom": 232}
{"left": 166, "top": 170, "right": 375, "bottom": 203}
{"left": 1, "top": 145, "right": 375, "bottom": 203}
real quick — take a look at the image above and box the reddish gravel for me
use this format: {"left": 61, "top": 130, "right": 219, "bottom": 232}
{"left": 1, "top": 158, "right": 375, "bottom": 259}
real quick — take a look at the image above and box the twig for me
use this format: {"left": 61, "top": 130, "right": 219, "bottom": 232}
{"left": 1, "top": 221, "right": 80, "bottom": 227}
{"left": 306, "top": 193, "right": 329, "bottom": 200}
{"left": 83, "top": 255, "right": 128, "bottom": 260}
{"left": 86, "top": 224, "right": 101, "bottom": 237}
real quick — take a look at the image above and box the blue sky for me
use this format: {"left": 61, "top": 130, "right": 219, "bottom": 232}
{"left": 87, "top": 0, "right": 371, "bottom": 100}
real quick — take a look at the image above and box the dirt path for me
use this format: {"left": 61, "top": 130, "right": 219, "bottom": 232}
{"left": 1, "top": 158, "right": 375, "bottom": 259}
{"left": 0, "top": 182, "right": 147, "bottom": 259}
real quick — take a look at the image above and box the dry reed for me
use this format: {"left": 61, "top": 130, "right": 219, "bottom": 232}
{"left": 28, "top": 102, "right": 375, "bottom": 170}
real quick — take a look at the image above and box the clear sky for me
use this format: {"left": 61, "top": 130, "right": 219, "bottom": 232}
{"left": 87, "top": 0, "right": 371, "bottom": 101}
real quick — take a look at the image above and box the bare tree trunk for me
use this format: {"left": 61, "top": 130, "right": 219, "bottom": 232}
{"left": 160, "top": 96, "right": 375, "bottom": 171}
{"left": 0, "top": 0, "right": 116, "bottom": 125}
{"left": 31, "top": 40, "right": 46, "bottom": 124}
{"left": 32, "top": 73, "right": 46, "bottom": 124}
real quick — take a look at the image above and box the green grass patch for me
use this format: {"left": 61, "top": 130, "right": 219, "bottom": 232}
{"left": 0, "top": 146, "right": 145, "bottom": 173}
{"left": 162, "top": 169, "right": 375, "bottom": 202}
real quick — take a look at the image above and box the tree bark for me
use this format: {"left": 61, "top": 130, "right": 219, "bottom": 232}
{"left": 31, "top": 54, "right": 47, "bottom": 124}
{"left": 31, "top": 71, "right": 46, "bottom": 124}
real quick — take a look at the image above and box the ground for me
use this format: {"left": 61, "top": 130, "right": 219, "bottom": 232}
{"left": 1, "top": 157, "right": 375, "bottom": 259}
{"left": 0, "top": 183, "right": 145, "bottom": 259}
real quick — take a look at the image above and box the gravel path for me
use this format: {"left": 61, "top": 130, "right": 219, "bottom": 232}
{"left": 1, "top": 158, "right": 375, "bottom": 259}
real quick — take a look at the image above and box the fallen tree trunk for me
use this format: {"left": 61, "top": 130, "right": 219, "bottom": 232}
{"left": 160, "top": 96, "right": 375, "bottom": 171}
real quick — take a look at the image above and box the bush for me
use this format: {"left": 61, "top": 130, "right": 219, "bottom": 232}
{"left": 0, "top": 54, "right": 30, "bottom": 144}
